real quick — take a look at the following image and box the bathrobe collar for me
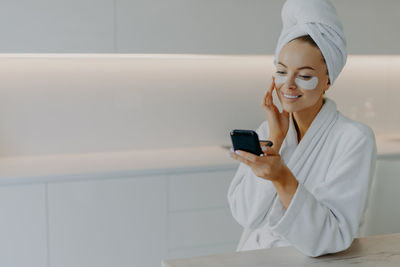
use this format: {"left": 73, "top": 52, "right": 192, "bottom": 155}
{"left": 280, "top": 97, "right": 339, "bottom": 183}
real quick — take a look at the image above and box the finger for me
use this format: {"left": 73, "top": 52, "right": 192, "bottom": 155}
{"left": 263, "top": 90, "right": 270, "bottom": 108}
{"left": 261, "top": 145, "right": 268, "bottom": 153}
{"left": 267, "top": 78, "right": 277, "bottom": 107}
{"left": 266, "top": 85, "right": 272, "bottom": 107}
{"left": 262, "top": 90, "right": 269, "bottom": 107}
{"left": 264, "top": 146, "right": 279, "bottom": 156}
{"left": 235, "top": 150, "right": 258, "bottom": 162}
{"left": 261, "top": 146, "right": 273, "bottom": 157}
{"left": 281, "top": 110, "right": 290, "bottom": 119}
{"left": 261, "top": 146, "right": 268, "bottom": 157}
{"left": 260, "top": 141, "right": 270, "bottom": 156}
{"left": 268, "top": 82, "right": 275, "bottom": 106}
{"left": 229, "top": 151, "right": 254, "bottom": 166}
{"left": 260, "top": 140, "right": 274, "bottom": 147}
{"left": 264, "top": 78, "right": 275, "bottom": 107}
{"left": 270, "top": 76, "right": 275, "bottom": 92}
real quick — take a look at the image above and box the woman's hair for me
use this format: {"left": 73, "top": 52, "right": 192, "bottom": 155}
{"left": 293, "top": 35, "right": 330, "bottom": 86}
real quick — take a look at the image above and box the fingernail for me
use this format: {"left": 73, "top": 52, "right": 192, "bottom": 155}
{"left": 235, "top": 151, "right": 240, "bottom": 155}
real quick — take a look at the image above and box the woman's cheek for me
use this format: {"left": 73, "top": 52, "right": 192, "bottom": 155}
{"left": 309, "top": 87, "right": 323, "bottom": 98}
{"left": 302, "top": 90, "right": 321, "bottom": 105}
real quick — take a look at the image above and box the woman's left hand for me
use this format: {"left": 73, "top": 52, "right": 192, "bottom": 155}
{"left": 229, "top": 146, "right": 287, "bottom": 182}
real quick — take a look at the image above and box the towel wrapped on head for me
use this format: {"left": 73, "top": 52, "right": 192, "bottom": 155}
{"left": 274, "top": 0, "right": 347, "bottom": 85}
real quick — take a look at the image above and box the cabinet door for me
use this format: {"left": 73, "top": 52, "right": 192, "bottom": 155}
{"left": 116, "top": 1, "right": 282, "bottom": 54}
{"left": 166, "top": 169, "right": 242, "bottom": 260}
{"left": 362, "top": 159, "right": 400, "bottom": 236}
{"left": 0, "top": 184, "right": 47, "bottom": 267}
{"left": 0, "top": 0, "right": 114, "bottom": 53}
{"left": 168, "top": 169, "right": 237, "bottom": 211}
{"left": 48, "top": 175, "right": 167, "bottom": 267}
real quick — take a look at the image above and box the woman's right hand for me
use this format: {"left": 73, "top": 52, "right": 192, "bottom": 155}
{"left": 261, "top": 77, "right": 290, "bottom": 152}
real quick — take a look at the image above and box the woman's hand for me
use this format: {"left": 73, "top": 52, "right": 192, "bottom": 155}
{"left": 228, "top": 145, "right": 299, "bottom": 209}
{"left": 228, "top": 144, "right": 286, "bottom": 182}
{"left": 261, "top": 77, "right": 290, "bottom": 152}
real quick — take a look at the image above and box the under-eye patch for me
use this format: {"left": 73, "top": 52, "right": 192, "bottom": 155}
{"left": 274, "top": 73, "right": 288, "bottom": 85}
{"left": 273, "top": 73, "right": 319, "bottom": 90}
{"left": 295, "top": 76, "right": 319, "bottom": 90}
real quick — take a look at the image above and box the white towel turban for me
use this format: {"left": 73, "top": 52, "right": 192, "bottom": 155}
{"left": 274, "top": 0, "right": 347, "bottom": 85}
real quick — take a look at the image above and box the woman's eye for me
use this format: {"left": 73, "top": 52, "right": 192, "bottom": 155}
{"left": 276, "top": 71, "right": 286, "bottom": 75}
{"left": 299, "top": 75, "right": 312, "bottom": 80}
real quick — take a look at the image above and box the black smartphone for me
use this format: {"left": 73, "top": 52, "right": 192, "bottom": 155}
{"left": 230, "top": 129, "right": 272, "bottom": 156}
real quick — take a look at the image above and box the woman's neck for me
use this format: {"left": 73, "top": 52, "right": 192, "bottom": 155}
{"left": 293, "top": 97, "right": 325, "bottom": 143}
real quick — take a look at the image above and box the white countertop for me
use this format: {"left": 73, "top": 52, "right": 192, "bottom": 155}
{"left": 162, "top": 233, "right": 400, "bottom": 267}
{"left": 0, "top": 146, "right": 238, "bottom": 184}
{"left": 375, "top": 134, "right": 400, "bottom": 159}
{"left": 0, "top": 134, "right": 399, "bottom": 184}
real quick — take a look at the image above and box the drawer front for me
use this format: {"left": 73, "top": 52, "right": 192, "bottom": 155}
{"left": 168, "top": 169, "right": 238, "bottom": 212}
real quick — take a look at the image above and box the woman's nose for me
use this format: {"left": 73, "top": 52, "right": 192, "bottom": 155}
{"left": 284, "top": 75, "right": 297, "bottom": 89}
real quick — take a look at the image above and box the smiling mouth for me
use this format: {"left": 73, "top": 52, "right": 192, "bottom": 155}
{"left": 281, "top": 92, "right": 302, "bottom": 99}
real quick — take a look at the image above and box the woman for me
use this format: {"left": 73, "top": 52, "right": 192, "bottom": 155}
{"left": 227, "top": 0, "right": 377, "bottom": 257}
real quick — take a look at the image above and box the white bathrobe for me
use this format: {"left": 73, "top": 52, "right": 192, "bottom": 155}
{"left": 227, "top": 97, "right": 377, "bottom": 257}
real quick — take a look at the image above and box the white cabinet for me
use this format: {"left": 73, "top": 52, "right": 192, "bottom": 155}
{"left": 168, "top": 208, "right": 240, "bottom": 249}
{"left": 1, "top": 155, "right": 399, "bottom": 266}
{"left": 47, "top": 175, "right": 168, "bottom": 267}
{"left": 0, "top": 155, "right": 241, "bottom": 267}
{"left": 46, "top": 169, "right": 242, "bottom": 267}
{"left": 0, "top": 184, "right": 47, "bottom": 267}
{"left": 362, "top": 158, "right": 400, "bottom": 236}
{"left": 168, "top": 170, "right": 236, "bottom": 211}
{"left": 1, "top": 1, "right": 400, "bottom": 54}
{"left": 165, "top": 169, "right": 242, "bottom": 260}
{"left": 115, "top": 0, "right": 282, "bottom": 54}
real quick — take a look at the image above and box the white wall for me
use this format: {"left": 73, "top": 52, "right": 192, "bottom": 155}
{"left": 0, "top": 54, "right": 270, "bottom": 156}
{"left": 335, "top": 0, "right": 400, "bottom": 54}
{"left": 0, "top": 0, "right": 399, "bottom": 54}
{"left": 0, "top": 0, "right": 115, "bottom": 52}
{"left": 0, "top": 54, "right": 399, "bottom": 157}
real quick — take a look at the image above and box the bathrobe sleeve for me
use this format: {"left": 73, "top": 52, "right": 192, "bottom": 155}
{"left": 227, "top": 121, "right": 277, "bottom": 229}
{"left": 267, "top": 129, "right": 377, "bottom": 257}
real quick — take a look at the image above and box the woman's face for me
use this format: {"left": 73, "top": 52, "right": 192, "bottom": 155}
{"left": 274, "top": 39, "right": 330, "bottom": 113}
